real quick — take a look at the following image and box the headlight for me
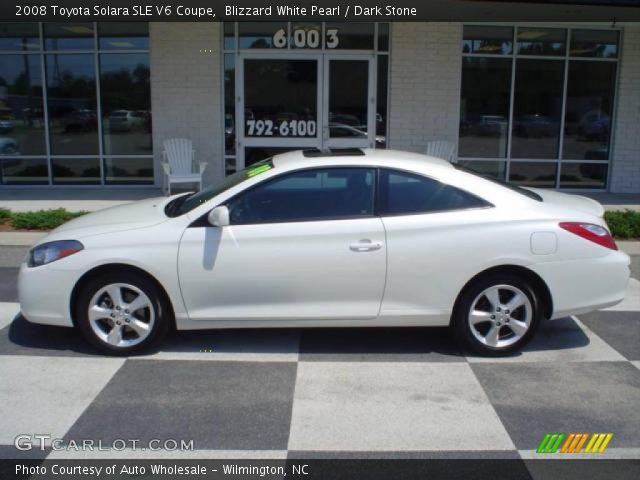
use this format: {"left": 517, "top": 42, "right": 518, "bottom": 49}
{"left": 28, "top": 240, "right": 84, "bottom": 267}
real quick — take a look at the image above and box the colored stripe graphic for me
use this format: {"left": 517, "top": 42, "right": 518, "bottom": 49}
{"left": 541, "top": 433, "right": 613, "bottom": 454}
{"left": 573, "top": 433, "right": 590, "bottom": 453}
{"left": 537, "top": 433, "right": 565, "bottom": 453}
{"left": 585, "top": 433, "right": 613, "bottom": 453}
{"left": 560, "top": 433, "right": 589, "bottom": 453}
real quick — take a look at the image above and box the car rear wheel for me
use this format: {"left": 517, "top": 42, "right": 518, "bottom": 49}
{"left": 452, "top": 274, "right": 542, "bottom": 356}
{"left": 75, "top": 272, "right": 170, "bottom": 355}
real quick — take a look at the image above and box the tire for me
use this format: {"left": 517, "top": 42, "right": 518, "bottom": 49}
{"left": 75, "top": 272, "right": 170, "bottom": 355}
{"left": 452, "top": 273, "right": 542, "bottom": 356}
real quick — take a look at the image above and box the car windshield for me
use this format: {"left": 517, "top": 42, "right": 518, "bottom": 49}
{"left": 454, "top": 164, "right": 542, "bottom": 202}
{"left": 165, "top": 159, "right": 274, "bottom": 217}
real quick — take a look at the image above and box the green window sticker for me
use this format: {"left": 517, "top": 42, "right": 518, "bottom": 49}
{"left": 246, "top": 164, "right": 272, "bottom": 178}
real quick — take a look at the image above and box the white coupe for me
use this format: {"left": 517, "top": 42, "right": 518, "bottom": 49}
{"left": 18, "top": 149, "right": 629, "bottom": 355}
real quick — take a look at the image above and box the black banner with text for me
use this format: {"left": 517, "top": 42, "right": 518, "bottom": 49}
{"left": 1, "top": 0, "right": 640, "bottom": 22}
{"left": 2, "top": 458, "right": 640, "bottom": 480}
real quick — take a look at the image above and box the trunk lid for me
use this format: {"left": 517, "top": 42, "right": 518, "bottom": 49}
{"left": 525, "top": 188, "right": 605, "bottom": 217}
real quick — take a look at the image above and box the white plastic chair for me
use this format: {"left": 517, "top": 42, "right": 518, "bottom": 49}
{"left": 425, "top": 140, "right": 457, "bottom": 163}
{"left": 161, "top": 138, "right": 207, "bottom": 195}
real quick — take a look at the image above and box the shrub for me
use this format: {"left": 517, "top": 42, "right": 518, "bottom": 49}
{"left": 604, "top": 210, "right": 640, "bottom": 240}
{"left": 10, "top": 209, "right": 87, "bottom": 231}
{"left": 0, "top": 207, "right": 10, "bottom": 220}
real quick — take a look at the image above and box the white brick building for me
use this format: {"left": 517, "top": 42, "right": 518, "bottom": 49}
{"left": 0, "top": 21, "right": 638, "bottom": 193}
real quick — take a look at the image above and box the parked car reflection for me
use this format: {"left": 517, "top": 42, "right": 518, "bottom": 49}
{"left": 0, "top": 118, "right": 15, "bottom": 133}
{"left": 578, "top": 110, "right": 610, "bottom": 141}
{"left": 63, "top": 109, "right": 97, "bottom": 132}
{"left": 0, "top": 137, "right": 19, "bottom": 155}
{"left": 329, "top": 123, "right": 386, "bottom": 148}
{"left": 513, "top": 114, "right": 556, "bottom": 138}
{"left": 108, "top": 109, "right": 146, "bottom": 132}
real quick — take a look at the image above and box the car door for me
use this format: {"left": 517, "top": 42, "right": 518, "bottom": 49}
{"left": 177, "top": 167, "right": 386, "bottom": 321}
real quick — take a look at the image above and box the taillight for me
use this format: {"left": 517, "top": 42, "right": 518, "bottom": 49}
{"left": 559, "top": 222, "right": 617, "bottom": 250}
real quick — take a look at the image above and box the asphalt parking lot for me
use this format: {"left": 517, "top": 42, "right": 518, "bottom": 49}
{"left": 0, "top": 245, "right": 638, "bottom": 461}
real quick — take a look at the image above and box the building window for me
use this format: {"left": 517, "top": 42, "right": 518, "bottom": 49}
{"left": 459, "top": 26, "right": 619, "bottom": 190}
{"left": 0, "top": 22, "right": 152, "bottom": 186}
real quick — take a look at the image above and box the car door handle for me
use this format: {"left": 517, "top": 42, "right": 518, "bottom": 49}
{"left": 349, "top": 239, "right": 383, "bottom": 252}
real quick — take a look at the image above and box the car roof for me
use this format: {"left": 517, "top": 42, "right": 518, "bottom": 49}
{"left": 271, "top": 148, "right": 454, "bottom": 173}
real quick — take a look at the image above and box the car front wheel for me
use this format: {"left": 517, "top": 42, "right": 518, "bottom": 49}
{"left": 75, "top": 272, "right": 170, "bottom": 355}
{"left": 452, "top": 274, "right": 542, "bottom": 356}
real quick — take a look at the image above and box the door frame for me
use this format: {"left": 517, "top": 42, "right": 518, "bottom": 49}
{"left": 236, "top": 51, "right": 377, "bottom": 169}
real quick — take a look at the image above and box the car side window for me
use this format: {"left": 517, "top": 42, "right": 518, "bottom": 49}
{"left": 379, "top": 169, "right": 490, "bottom": 215}
{"left": 228, "top": 167, "right": 375, "bottom": 225}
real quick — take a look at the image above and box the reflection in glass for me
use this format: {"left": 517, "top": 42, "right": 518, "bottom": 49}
{"left": 570, "top": 30, "right": 619, "bottom": 59}
{"left": 104, "top": 157, "right": 153, "bottom": 184}
{"left": 376, "top": 55, "right": 388, "bottom": 148}
{"left": 46, "top": 54, "right": 98, "bottom": 155}
{"left": 0, "top": 23, "right": 40, "bottom": 51}
{"left": 224, "top": 22, "right": 235, "bottom": 50}
{"left": 225, "top": 54, "right": 235, "bottom": 155}
{"left": 378, "top": 23, "right": 389, "bottom": 51}
{"left": 325, "top": 23, "right": 374, "bottom": 50}
{"left": 239, "top": 22, "right": 287, "bottom": 49}
{"left": 463, "top": 26, "right": 513, "bottom": 55}
{"left": 225, "top": 157, "right": 236, "bottom": 176}
{"left": 328, "top": 59, "right": 368, "bottom": 139}
{"left": 100, "top": 53, "right": 151, "bottom": 155}
{"left": 517, "top": 27, "right": 566, "bottom": 56}
{"left": 0, "top": 158, "right": 48, "bottom": 184}
{"left": 44, "top": 23, "right": 95, "bottom": 50}
{"left": 457, "top": 160, "right": 506, "bottom": 181}
{"left": 243, "top": 59, "right": 317, "bottom": 138}
{"left": 99, "top": 23, "right": 149, "bottom": 50}
{"left": 459, "top": 57, "right": 512, "bottom": 158}
{"left": 563, "top": 61, "right": 616, "bottom": 160}
{"left": 511, "top": 59, "right": 564, "bottom": 159}
{"left": 560, "top": 162, "right": 607, "bottom": 189}
{"left": 52, "top": 157, "right": 100, "bottom": 184}
{"left": 0, "top": 54, "right": 46, "bottom": 155}
{"left": 244, "top": 147, "right": 304, "bottom": 167}
{"left": 509, "top": 161, "right": 557, "bottom": 187}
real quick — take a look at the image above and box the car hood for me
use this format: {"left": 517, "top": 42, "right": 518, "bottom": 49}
{"left": 46, "top": 196, "right": 170, "bottom": 240}
{"left": 525, "top": 188, "right": 605, "bottom": 217}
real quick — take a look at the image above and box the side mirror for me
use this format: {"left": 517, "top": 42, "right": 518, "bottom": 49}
{"left": 207, "top": 206, "right": 230, "bottom": 227}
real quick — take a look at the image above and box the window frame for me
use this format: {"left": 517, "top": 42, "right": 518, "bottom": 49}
{"left": 193, "top": 165, "right": 493, "bottom": 227}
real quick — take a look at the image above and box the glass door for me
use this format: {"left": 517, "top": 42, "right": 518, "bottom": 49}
{"left": 238, "top": 54, "right": 321, "bottom": 168}
{"left": 323, "top": 55, "right": 376, "bottom": 150}
{"left": 237, "top": 53, "right": 377, "bottom": 169}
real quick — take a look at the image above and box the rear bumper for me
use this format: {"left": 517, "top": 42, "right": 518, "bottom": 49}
{"left": 529, "top": 250, "right": 630, "bottom": 319}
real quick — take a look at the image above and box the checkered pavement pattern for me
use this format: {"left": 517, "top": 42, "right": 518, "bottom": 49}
{"left": 0, "top": 247, "right": 638, "bottom": 462}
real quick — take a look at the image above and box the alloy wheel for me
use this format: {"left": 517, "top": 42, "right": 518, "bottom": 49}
{"left": 468, "top": 284, "right": 532, "bottom": 349}
{"left": 87, "top": 283, "right": 155, "bottom": 348}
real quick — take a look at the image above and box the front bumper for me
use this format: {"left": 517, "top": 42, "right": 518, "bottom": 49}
{"left": 529, "top": 250, "right": 631, "bottom": 319}
{"left": 18, "top": 261, "right": 76, "bottom": 327}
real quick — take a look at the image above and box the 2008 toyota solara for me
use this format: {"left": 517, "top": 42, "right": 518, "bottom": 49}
{"left": 18, "top": 149, "right": 630, "bottom": 356}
